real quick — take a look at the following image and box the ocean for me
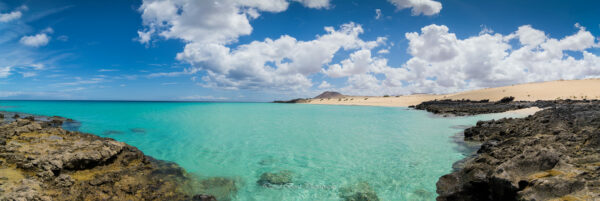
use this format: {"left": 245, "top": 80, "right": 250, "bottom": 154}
{"left": 0, "top": 101, "right": 527, "bottom": 200}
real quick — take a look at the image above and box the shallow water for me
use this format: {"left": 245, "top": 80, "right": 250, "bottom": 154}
{"left": 0, "top": 101, "right": 528, "bottom": 200}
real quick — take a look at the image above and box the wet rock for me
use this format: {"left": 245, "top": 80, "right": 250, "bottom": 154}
{"left": 338, "top": 182, "right": 379, "bottom": 201}
{"left": 197, "top": 177, "right": 238, "bottom": 201}
{"left": 192, "top": 194, "right": 218, "bottom": 201}
{"left": 412, "top": 99, "right": 560, "bottom": 116}
{"left": 257, "top": 170, "right": 293, "bottom": 186}
{"left": 0, "top": 114, "right": 212, "bottom": 200}
{"left": 435, "top": 101, "right": 600, "bottom": 200}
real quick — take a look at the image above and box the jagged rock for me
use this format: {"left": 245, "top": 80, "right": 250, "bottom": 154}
{"left": 257, "top": 170, "right": 293, "bottom": 186}
{"left": 0, "top": 113, "right": 215, "bottom": 200}
{"left": 435, "top": 101, "right": 600, "bottom": 200}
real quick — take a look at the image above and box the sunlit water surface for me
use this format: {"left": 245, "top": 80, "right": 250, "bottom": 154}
{"left": 0, "top": 101, "right": 528, "bottom": 200}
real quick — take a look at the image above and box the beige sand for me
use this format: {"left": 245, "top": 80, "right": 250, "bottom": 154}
{"left": 303, "top": 79, "right": 600, "bottom": 107}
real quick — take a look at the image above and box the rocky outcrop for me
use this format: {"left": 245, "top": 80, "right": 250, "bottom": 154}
{"left": 434, "top": 101, "right": 600, "bottom": 200}
{"left": 412, "top": 99, "right": 559, "bottom": 116}
{"left": 0, "top": 114, "right": 214, "bottom": 201}
{"left": 272, "top": 98, "right": 308, "bottom": 103}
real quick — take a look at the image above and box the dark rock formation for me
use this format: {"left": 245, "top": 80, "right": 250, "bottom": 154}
{"left": 412, "top": 99, "right": 559, "bottom": 116}
{"left": 436, "top": 101, "right": 600, "bottom": 200}
{"left": 257, "top": 170, "right": 293, "bottom": 186}
{"left": 314, "top": 91, "right": 344, "bottom": 99}
{"left": 0, "top": 113, "right": 213, "bottom": 200}
{"left": 272, "top": 98, "right": 308, "bottom": 103}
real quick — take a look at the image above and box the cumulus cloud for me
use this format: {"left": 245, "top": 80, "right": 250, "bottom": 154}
{"left": 332, "top": 23, "right": 600, "bottom": 95}
{"left": 387, "top": 0, "right": 442, "bottom": 16}
{"left": 20, "top": 33, "right": 50, "bottom": 47}
{"left": 0, "top": 6, "right": 27, "bottom": 23}
{"left": 139, "top": 0, "right": 383, "bottom": 91}
{"left": 293, "top": 0, "right": 330, "bottom": 9}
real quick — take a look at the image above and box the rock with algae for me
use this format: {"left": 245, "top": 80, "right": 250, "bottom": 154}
{"left": 338, "top": 181, "right": 380, "bottom": 201}
{"left": 257, "top": 170, "right": 293, "bottom": 186}
{"left": 0, "top": 113, "right": 215, "bottom": 200}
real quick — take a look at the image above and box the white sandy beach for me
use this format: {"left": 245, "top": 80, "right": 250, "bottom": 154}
{"left": 303, "top": 79, "right": 600, "bottom": 107}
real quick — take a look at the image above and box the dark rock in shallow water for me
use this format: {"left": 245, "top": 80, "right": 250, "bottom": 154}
{"left": 0, "top": 114, "right": 212, "bottom": 200}
{"left": 338, "top": 181, "right": 379, "bottom": 201}
{"left": 436, "top": 101, "right": 600, "bottom": 200}
{"left": 195, "top": 177, "right": 238, "bottom": 201}
{"left": 130, "top": 128, "right": 146, "bottom": 133}
{"left": 103, "top": 130, "right": 124, "bottom": 135}
{"left": 192, "top": 194, "right": 217, "bottom": 201}
{"left": 257, "top": 170, "right": 293, "bottom": 186}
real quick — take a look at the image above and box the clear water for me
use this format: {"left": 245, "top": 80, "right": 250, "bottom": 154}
{"left": 0, "top": 101, "right": 528, "bottom": 200}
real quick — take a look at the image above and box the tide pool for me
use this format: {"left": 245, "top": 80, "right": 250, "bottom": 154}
{"left": 0, "top": 101, "right": 528, "bottom": 200}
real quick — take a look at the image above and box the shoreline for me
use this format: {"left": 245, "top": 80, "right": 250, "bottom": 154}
{"left": 3, "top": 98, "right": 598, "bottom": 200}
{"left": 0, "top": 111, "right": 219, "bottom": 201}
{"left": 413, "top": 99, "right": 600, "bottom": 200}
{"left": 296, "top": 79, "right": 600, "bottom": 107}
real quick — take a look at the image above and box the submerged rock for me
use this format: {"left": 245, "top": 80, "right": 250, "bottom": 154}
{"left": 0, "top": 115, "right": 212, "bottom": 200}
{"left": 130, "top": 128, "right": 146, "bottom": 133}
{"left": 196, "top": 177, "right": 238, "bottom": 201}
{"left": 338, "top": 181, "right": 379, "bottom": 201}
{"left": 257, "top": 170, "right": 293, "bottom": 186}
{"left": 103, "top": 130, "right": 124, "bottom": 135}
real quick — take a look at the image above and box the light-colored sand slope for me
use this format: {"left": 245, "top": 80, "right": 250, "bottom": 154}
{"left": 303, "top": 79, "right": 600, "bottom": 107}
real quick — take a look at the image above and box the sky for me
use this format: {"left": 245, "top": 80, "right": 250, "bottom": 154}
{"left": 0, "top": 0, "right": 599, "bottom": 101}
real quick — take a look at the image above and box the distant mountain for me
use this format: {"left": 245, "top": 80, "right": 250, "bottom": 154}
{"left": 314, "top": 91, "right": 344, "bottom": 99}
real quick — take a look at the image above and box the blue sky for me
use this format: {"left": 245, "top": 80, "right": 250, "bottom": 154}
{"left": 1, "top": 0, "right": 599, "bottom": 101}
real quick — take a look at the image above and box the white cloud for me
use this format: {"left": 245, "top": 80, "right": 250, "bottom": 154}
{"left": 293, "top": 0, "right": 330, "bottom": 9}
{"left": 139, "top": 0, "right": 384, "bottom": 91}
{"left": 0, "top": 10, "right": 22, "bottom": 22}
{"left": 98, "top": 69, "right": 119, "bottom": 72}
{"left": 318, "top": 81, "right": 332, "bottom": 89}
{"left": 179, "top": 23, "right": 383, "bottom": 91}
{"left": 387, "top": 0, "right": 442, "bottom": 16}
{"left": 330, "top": 23, "right": 600, "bottom": 95}
{"left": 20, "top": 33, "right": 50, "bottom": 47}
{"left": 375, "top": 9, "right": 382, "bottom": 20}
{"left": 0, "top": 6, "right": 27, "bottom": 23}
{"left": 179, "top": 95, "right": 229, "bottom": 100}
{"left": 0, "top": 66, "right": 11, "bottom": 78}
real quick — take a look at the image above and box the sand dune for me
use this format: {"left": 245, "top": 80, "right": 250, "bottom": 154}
{"left": 303, "top": 79, "right": 600, "bottom": 107}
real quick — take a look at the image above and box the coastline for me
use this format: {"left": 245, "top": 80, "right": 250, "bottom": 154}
{"left": 2, "top": 91, "right": 599, "bottom": 200}
{"left": 413, "top": 99, "right": 600, "bottom": 200}
{"left": 298, "top": 79, "right": 600, "bottom": 107}
{"left": 0, "top": 112, "right": 218, "bottom": 201}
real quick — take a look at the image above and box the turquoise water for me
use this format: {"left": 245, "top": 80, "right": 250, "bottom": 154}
{"left": 0, "top": 101, "right": 527, "bottom": 200}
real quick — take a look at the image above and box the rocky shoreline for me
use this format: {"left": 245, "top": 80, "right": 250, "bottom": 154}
{"left": 415, "top": 99, "right": 600, "bottom": 200}
{"left": 0, "top": 112, "right": 219, "bottom": 201}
